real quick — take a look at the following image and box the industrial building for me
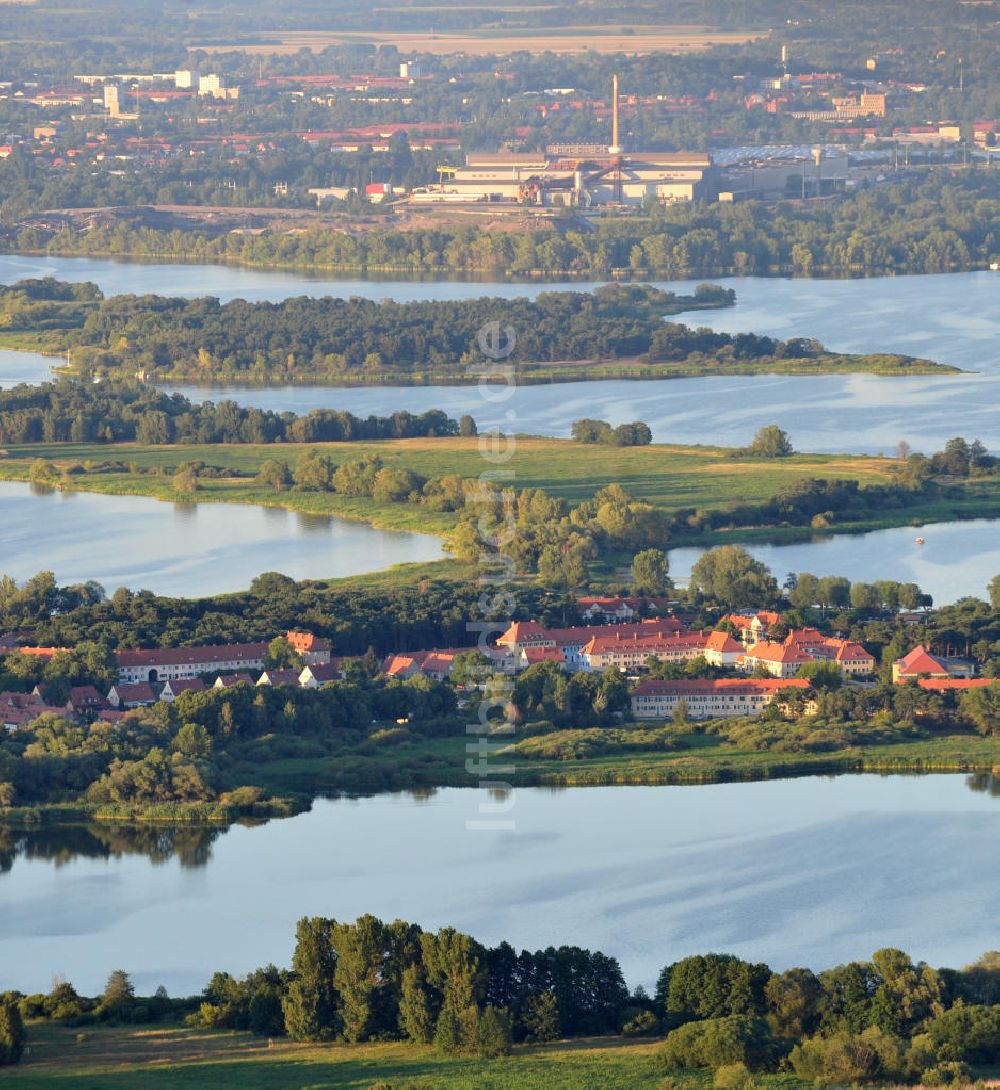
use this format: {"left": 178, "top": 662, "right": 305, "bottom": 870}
{"left": 408, "top": 75, "right": 718, "bottom": 207}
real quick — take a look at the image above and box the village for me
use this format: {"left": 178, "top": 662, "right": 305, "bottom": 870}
{"left": 0, "top": 596, "right": 990, "bottom": 733}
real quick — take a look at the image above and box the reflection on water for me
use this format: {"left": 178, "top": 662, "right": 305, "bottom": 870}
{"left": 0, "top": 823, "right": 225, "bottom": 875}
{"left": 2, "top": 775, "right": 1000, "bottom": 995}
{"left": 0, "top": 480, "right": 444, "bottom": 596}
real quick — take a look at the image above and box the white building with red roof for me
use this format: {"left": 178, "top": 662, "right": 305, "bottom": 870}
{"left": 893, "top": 645, "right": 974, "bottom": 684}
{"left": 631, "top": 677, "right": 811, "bottom": 720}
{"left": 739, "top": 640, "right": 814, "bottom": 678}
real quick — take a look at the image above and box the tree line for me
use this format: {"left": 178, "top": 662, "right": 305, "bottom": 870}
{"left": 0, "top": 376, "right": 467, "bottom": 446}
{"left": 7, "top": 918, "right": 1000, "bottom": 1085}
{"left": 10, "top": 173, "right": 999, "bottom": 277}
{"left": 0, "top": 280, "right": 736, "bottom": 382}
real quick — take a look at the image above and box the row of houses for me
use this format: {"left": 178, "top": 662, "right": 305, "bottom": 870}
{"left": 493, "top": 618, "right": 876, "bottom": 677}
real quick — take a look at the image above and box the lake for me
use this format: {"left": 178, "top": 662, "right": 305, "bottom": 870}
{"left": 3, "top": 254, "right": 997, "bottom": 454}
{"left": 0, "top": 481, "right": 443, "bottom": 596}
{"left": 669, "top": 518, "right": 1000, "bottom": 605}
{"left": 1, "top": 774, "right": 998, "bottom": 996}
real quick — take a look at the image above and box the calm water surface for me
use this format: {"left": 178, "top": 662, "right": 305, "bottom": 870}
{"left": 1, "top": 775, "right": 998, "bottom": 995}
{"left": 0, "top": 481, "right": 442, "bottom": 595}
{"left": 2, "top": 256, "right": 998, "bottom": 452}
{"left": 669, "top": 519, "right": 1000, "bottom": 605}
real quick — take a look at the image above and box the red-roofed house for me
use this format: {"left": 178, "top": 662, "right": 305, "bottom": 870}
{"left": 740, "top": 640, "right": 813, "bottom": 679}
{"left": 299, "top": 662, "right": 345, "bottom": 688}
{"left": 213, "top": 673, "right": 254, "bottom": 690}
{"left": 66, "top": 686, "right": 108, "bottom": 719}
{"left": 497, "top": 619, "right": 691, "bottom": 671}
{"left": 107, "top": 682, "right": 157, "bottom": 709}
{"left": 893, "top": 645, "right": 973, "bottom": 684}
{"left": 285, "top": 630, "right": 332, "bottom": 665}
{"left": 702, "top": 630, "right": 745, "bottom": 666}
{"left": 631, "top": 677, "right": 811, "bottom": 720}
{"left": 785, "top": 630, "right": 875, "bottom": 677}
{"left": 159, "top": 678, "right": 207, "bottom": 702}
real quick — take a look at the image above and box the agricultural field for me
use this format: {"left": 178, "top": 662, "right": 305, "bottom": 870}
{"left": 194, "top": 25, "right": 763, "bottom": 56}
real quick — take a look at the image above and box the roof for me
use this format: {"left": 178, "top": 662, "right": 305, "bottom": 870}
{"left": 214, "top": 673, "right": 254, "bottom": 687}
{"left": 286, "top": 630, "right": 331, "bottom": 653}
{"left": 895, "top": 645, "right": 950, "bottom": 676}
{"left": 633, "top": 678, "right": 810, "bottom": 696}
{"left": 523, "top": 646, "right": 565, "bottom": 664}
{"left": 744, "top": 640, "right": 812, "bottom": 665}
{"left": 110, "top": 682, "right": 156, "bottom": 703}
{"left": 68, "top": 685, "right": 106, "bottom": 707}
{"left": 164, "top": 678, "right": 206, "bottom": 695}
{"left": 704, "top": 630, "right": 744, "bottom": 654}
{"left": 498, "top": 619, "right": 688, "bottom": 648}
{"left": 301, "top": 662, "right": 344, "bottom": 682}
{"left": 257, "top": 669, "right": 301, "bottom": 686}
{"left": 916, "top": 678, "right": 993, "bottom": 692}
{"left": 116, "top": 641, "right": 269, "bottom": 669}
{"left": 583, "top": 632, "right": 705, "bottom": 655}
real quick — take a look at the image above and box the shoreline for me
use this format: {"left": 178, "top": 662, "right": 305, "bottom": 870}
{"left": 3, "top": 245, "right": 994, "bottom": 282}
{"left": 5, "top": 750, "right": 997, "bottom": 832}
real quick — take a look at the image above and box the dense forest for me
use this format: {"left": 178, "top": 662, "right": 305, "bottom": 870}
{"left": 0, "top": 378, "right": 467, "bottom": 446}
{"left": 11, "top": 174, "right": 999, "bottom": 277}
{"left": 0, "top": 280, "right": 753, "bottom": 382}
{"left": 8, "top": 912, "right": 1000, "bottom": 1087}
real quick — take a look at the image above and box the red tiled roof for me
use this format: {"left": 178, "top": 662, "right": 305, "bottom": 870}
{"left": 116, "top": 642, "right": 269, "bottom": 669}
{"left": 744, "top": 640, "right": 812, "bottom": 665}
{"left": 633, "top": 678, "right": 810, "bottom": 696}
{"left": 916, "top": 678, "right": 993, "bottom": 692}
{"left": 895, "top": 645, "right": 949, "bottom": 676}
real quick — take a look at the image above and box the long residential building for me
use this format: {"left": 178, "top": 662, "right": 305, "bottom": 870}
{"left": 631, "top": 678, "right": 811, "bottom": 720}
{"left": 497, "top": 619, "right": 687, "bottom": 671}
{"left": 114, "top": 630, "right": 330, "bottom": 684}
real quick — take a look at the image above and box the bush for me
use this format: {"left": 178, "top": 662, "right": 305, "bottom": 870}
{"left": 714, "top": 1062, "right": 754, "bottom": 1090}
{"left": 659, "top": 1016, "right": 780, "bottom": 1072}
{"left": 923, "top": 1061, "right": 972, "bottom": 1086}
{"left": 622, "top": 1010, "right": 659, "bottom": 1037}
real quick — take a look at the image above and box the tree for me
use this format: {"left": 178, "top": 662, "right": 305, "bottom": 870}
{"left": 399, "top": 964, "right": 435, "bottom": 1044}
{"left": 960, "top": 681, "right": 1000, "bottom": 735}
{"left": 748, "top": 425, "right": 793, "bottom": 459}
{"left": 265, "top": 636, "right": 303, "bottom": 671}
{"left": 796, "top": 660, "right": 842, "bottom": 691}
{"left": 989, "top": 573, "right": 1000, "bottom": 610}
{"left": 459, "top": 414, "right": 478, "bottom": 437}
{"left": 0, "top": 993, "right": 25, "bottom": 1066}
{"left": 293, "top": 449, "right": 335, "bottom": 492}
{"left": 523, "top": 990, "right": 561, "bottom": 1042}
{"left": 256, "top": 458, "right": 292, "bottom": 491}
{"left": 433, "top": 1002, "right": 463, "bottom": 1054}
{"left": 477, "top": 1005, "right": 513, "bottom": 1058}
{"left": 631, "top": 548, "right": 670, "bottom": 594}
{"left": 282, "top": 917, "right": 339, "bottom": 1041}
{"left": 689, "top": 547, "right": 778, "bottom": 609}
{"left": 172, "top": 465, "right": 199, "bottom": 494}
{"left": 99, "top": 970, "right": 135, "bottom": 1021}
{"left": 764, "top": 968, "right": 823, "bottom": 1037}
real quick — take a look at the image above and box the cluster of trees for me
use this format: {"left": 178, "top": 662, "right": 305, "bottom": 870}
{"left": 571, "top": 419, "right": 653, "bottom": 447}
{"left": 0, "top": 374, "right": 466, "bottom": 446}
{"left": 3, "top": 281, "right": 734, "bottom": 382}
{"left": 451, "top": 482, "right": 674, "bottom": 585}
{"left": 13, "top": 173, "right": 999, "bottom": 277}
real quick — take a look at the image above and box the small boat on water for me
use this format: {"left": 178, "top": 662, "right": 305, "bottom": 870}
{"left": 915, "top": 537, "right": 925, "bottom": 545}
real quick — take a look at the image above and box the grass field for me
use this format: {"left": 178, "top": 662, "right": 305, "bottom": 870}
{"left": 0, "top": 435, "right": 900, "bottom": 518}
{"left": 193, "top": 25, "right": 763, "bottom": 56}
{"left": 3, "top": 435, "right": 996, "bottom": 553}
{"left": 7, "top": 1023, "right": 705, "bottom": 1090}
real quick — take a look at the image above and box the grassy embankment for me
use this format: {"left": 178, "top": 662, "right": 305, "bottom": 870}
{"left": 3, "top": 436, "right": 998, "bottom": 554}
{"left": 241, "top": 726, "right": 1000, "bottom": 797}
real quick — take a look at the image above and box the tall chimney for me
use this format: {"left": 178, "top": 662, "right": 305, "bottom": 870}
{"left": 608, "top": 73, "right": 622, "bottom": 156}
